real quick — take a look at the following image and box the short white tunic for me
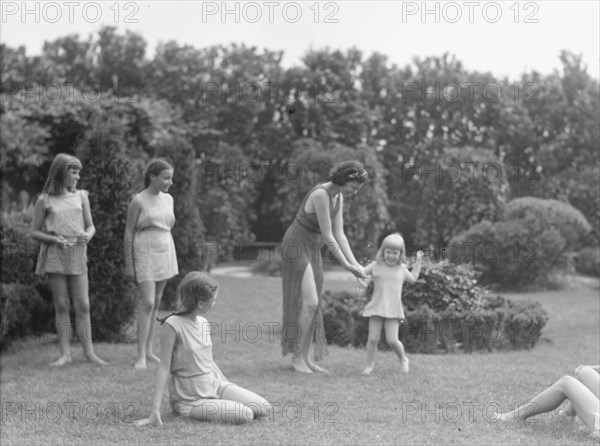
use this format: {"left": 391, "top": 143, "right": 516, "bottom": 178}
{"left": 132, "top": 191, "right": 178, "bottom": 282}
{"left": 362, "top": 262, "right": 408, "bottom": 319}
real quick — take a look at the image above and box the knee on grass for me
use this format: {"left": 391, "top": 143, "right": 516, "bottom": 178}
{"left": 575, "top": 365, "right": 595, "bottom": 378}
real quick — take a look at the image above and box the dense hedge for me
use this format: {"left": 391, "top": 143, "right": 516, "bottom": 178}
{"left": 575, "top": 246, "right": 600, "bottom": 277}
{"left": 1, "top": 209, "right": 54, "bottom": 346}
{"left": 451, "top": 197, "right": 592, "bottom": 288}
{"left": 75, "top": 117, "right": 138, "bottom": 342}
{"left": 322, "top": 260, "right": 549, "bottom": 353}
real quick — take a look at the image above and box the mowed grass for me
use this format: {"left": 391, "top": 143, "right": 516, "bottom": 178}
{"left": 1, "top": 274, "right": 599, "bottom": 445}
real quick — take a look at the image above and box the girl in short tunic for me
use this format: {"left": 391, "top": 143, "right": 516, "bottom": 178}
{"left": 361, "top": 233, "right": 422, "bottom": 375}
{"left": 124, "top": 158, "right": 179, "bottom": 370}
{"left": 31, "top": 153, "right": 107, "bottom": 366}
{"left": 138, "top": 272, "right": 270, "bottom": 425}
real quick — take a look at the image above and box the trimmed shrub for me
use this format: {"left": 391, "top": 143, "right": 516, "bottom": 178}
{"left": 322, "top": 261, "right": 549, "bottom": 353}
{"left": 575, "top": 246, "right": 600, "bottom": 277}
{"left": 76, "top": 116, "right": 138, "bottom": 342}
{"left": 1, "top": 209, "right": 54, "bottom": 347}
{"left": 1, "top": 283, "right": 50, "bottom": 346}
{"left": 451, "top": 197, "right": 592, "bottom": 288}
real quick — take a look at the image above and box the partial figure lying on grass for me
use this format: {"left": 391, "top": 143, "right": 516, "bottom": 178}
{"left": 499, "top": 365, "right": 600, "bottom": 438}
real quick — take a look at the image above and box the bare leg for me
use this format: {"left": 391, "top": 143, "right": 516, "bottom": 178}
{"left": 221, "top": 385, "right": 271, "bottom": 418}
{"left": 69, "top": 274, "right": 107, "bottom": 365}
{"left": 48, "top": 274, "right": 72, "bottom": 367}
{"left": 146, "top": 280, "right": 167, "bottom": 363}
{"left": 292, "top": 264, "right": 319, "bottom": 374}
{"left": 188, "top": 386, "right": 270, "bottom": 423}
{"left": 362, "top": 317, "right": 383, "bottom": 375}
{"left": 135, "top": 281, "right": 156, "bottom": 369}
{"left": 500, "top": 375, "right": 600, "bottom": 430}
{"left": 562, "top": 366, "right": 600, "bottom": 418}
{"left": 384, "top": 318, "right": 409, "bottom": 373}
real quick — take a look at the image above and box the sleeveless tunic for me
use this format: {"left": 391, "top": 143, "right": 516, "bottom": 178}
{"left": 165, "top": 315, "right": 233, "bottom": 415}
{"left": 132, "top": 191, "right": 179, "bottom": 283}
{"left": 362, "top": 263, "right": 407, "bottom": 319}
{"left": 280, "top": 185, "right": 340, "bottom": 360}
{"left": 35, "top": 190, "right": 89, "bottom": 276}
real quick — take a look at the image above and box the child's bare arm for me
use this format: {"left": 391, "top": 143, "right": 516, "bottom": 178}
{"left": 404, "top": 251, "right": 423, "bottom": 284}
{"left": 363, "top": 261, "right": 375, "bottom": 277}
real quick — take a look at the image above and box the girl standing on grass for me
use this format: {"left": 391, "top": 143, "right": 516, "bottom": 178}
{"left": 31, "top": 153, "right": 107, "bottom": 367}
{"left": 498, "top": 365, "right": 599, "bottom": 438}
{"left": 124, "top": 158, "right": 179, "bottom": 370}
{"left": 138, "top": 272, "right": 271, "bottom": 425}
{"left": 361, "top": 233, "right": 422, "bottom": 375}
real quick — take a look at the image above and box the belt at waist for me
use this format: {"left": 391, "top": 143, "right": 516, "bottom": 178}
{"left": 136, "top": 227, "right": 170, "bottom": 233}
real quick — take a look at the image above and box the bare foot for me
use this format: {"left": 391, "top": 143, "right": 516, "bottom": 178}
{"left": 134, "top": 358, "right": 147, "bottom": 370}
{"left": 361, "top": 366, "right": 374, "bottom": 375}
{"left": 557, "top": 409, "right": 576, "bottom": 423}
{"left": 498, "top": 411, "right": 517, "bottom": 423}
{"left": 292, "top": 357, "right": 313, "bottom": 374}
{"left": 147, "top": 353, "right": 161, "bottom": 363}
{"left": 307, "top": 361, "right": 330, "bottom": 374}
{"left": 400, "top": 357, "right": 410, "bottom": 374}
{"left": 86, "top": 354, "right": 108, "bottom": 365}
{"left": 50, "top": 355, "right": 72, "bottom": 367}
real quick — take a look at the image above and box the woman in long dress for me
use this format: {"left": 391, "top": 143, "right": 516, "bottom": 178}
{"left": 280, "top": 160, "right": 368, "bottom": 373}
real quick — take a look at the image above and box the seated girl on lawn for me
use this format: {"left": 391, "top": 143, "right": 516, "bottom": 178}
{"left": 139, "top": 272, "right": 271, "bottom": 424}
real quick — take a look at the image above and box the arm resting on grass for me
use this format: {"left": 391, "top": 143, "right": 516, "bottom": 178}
{"left": 149, "top": 324, "right": 176, "bottom": 425}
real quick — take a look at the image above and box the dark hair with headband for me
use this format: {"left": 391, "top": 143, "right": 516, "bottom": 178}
{"left": 327, "top": 160, "right": 368, "bottom": 186}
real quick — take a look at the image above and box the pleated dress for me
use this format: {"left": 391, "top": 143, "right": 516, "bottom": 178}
{"left": 132, "top": 191, "right": 179, "bottom": 283}
{"left": 280, "top": 185, "right": 340, "bottom": 360}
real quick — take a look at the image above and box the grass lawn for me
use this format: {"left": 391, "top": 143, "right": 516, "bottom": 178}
{"left": 1, "top": 274, "right": 599, "bottom": 445}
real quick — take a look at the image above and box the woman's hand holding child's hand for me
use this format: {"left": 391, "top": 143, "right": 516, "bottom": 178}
{"left": 348, "top": 264, "right": 366, "bottom": 279}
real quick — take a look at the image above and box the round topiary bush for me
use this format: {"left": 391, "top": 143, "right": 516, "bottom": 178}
{"left": 451, "top": 197, "right": 592, "bottom": 288}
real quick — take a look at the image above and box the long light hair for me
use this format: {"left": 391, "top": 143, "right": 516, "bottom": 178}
{"left": 42, "top": 153, "right": 82, "bottom": 195}
{"left": 375, "top": 233, "right": 406, "bottom": 265}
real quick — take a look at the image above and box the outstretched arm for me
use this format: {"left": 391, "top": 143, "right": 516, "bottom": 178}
{"left": 313, "top": 190, "right": 364, "bottom": 278}
{"left": 148, "top": 324, "right": 176, "bottom": 426}
{"left": 403, "top": 251, "right": 423, "bottom": 284}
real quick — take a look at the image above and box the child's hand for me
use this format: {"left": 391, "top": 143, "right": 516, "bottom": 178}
{"left": 356, "top": 277, "right": 369, "bottom": 288}
{"left": 416, "top": 251, "right": 424, "bottom": 262}
{"left": 347, "top": 264, "right": 365, "bottom": 279}
{"left": 76, "top": 232, "right": 91, "bottom": 244}
{"left": 55, "top": 235, "right": 68, "bottom": 248}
